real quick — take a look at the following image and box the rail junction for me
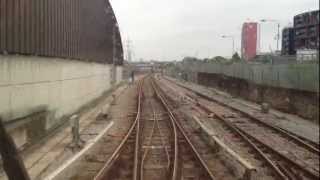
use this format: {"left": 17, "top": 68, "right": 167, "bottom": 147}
{"left": 78, "top": 74, "right": 319, "bottom": 180}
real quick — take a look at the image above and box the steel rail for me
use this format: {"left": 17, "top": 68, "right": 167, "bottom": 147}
{"left": 161, "top": 77, "right": 319, "bottom": 179}
{"left": 151, "top": 79, "right": 179, "bottom": 180}
{"left": 155, "top": 113, "right": 172, "bottom": 170}
{"left": 133, "top": 86, "right": 142, "bottom": 180}
{"left": 190, "top": 92, "right": 319, "bottom": 180}
{"left": 140, "top": 97, "right": 172, "bottom": 180}
{"left": 214, "top": 112, "right": 288, "bottom": 180}
{"left": 240, "top": 113, "right": 320, "bottom": 154}
{"left": 152, "top": 78, "right": 216, "bottom": 180}
{"left": 278, "top": 126, "right": 320, "bottom": 151}
{"left": 164, "top": 77, "right": 320, "bottom": 153}
{"left": 152, "top": 104, "right": 172, "bottom": 169}
{"left": 94, "top": 79, "right": 144, "bottom": 180}
{"left": 140, "top": 101, "right": 157, "bottom": 180}
{"left": 198, "top": 100, "right": 289, "bottom": 180}
{"left": 235, "top": 125, "right": 320, "bottom": 179}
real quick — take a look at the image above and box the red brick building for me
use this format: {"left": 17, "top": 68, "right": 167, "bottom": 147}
{"left": 241, "top": 22, "right": 258, "bottom": 60}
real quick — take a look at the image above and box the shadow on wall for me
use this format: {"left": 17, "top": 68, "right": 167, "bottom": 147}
{"left": 3, "top": 106, "right": 48, "bottom": 149}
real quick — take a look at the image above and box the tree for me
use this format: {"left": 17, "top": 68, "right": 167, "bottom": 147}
{"left": 182, "top": 56, "right": 199, "bottom": 63}
{"left": 209, "top": 56, "right": 227, "bottom": 63}
{"left": 203, "top": 58, "right": 210, "bottom": 62}
{"left": 232, "top": 52, "right": 241, "bottom": 61}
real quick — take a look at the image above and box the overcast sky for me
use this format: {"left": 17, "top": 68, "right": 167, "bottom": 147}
{"left": 110, "top": 0, "right": 319, "bottom": 61}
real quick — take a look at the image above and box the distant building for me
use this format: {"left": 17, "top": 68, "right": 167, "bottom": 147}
{"left": 241, "top": 22, "right": 258, "bottom": 60}
{"left": 296, "top": 49, "right": 319, "bottom": 62}
{"left": 281, "top": 27, "right": 295, "bottom": 55}
{"left": 294, "top": 10, "right": 319, "bottom": 50}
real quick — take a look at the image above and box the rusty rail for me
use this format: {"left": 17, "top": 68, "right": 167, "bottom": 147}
{"left": 94, "top": 79, "right": 144, "bottom": 180}
{"left": 164, "top": 77, "right": 320, "bottom": 153}
{"left": 173, "top": 83, "right": 319, "bottom": 180}
{"left": 235, "top": 125, "right": 320, "bottom": 179}
{"left": 162, "top": 76, "right": 319, "bottom": 180}
{"left": 151, "top": 78, "right": 216, "bottom": 180}
{"left": 151, "top": 79, "right": 179, "bottom": 180}
{"left": 140, "top": 100, "right": 171, "bottom": 180}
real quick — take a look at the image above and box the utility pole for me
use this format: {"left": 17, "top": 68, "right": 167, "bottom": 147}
{"left": 276, "top": 23, "right": 280, "bottom": 51}
{"left": 232, "top": 37, "right": 235, "bottom": 55}
{"left": 111, "top": 22, "right": 118, "bottom": 85}
{"left": 258, "top": 23, "right": 261, "bottom": 54}
{"left": 126, "top": 38, "right": 133, "bottom": 62}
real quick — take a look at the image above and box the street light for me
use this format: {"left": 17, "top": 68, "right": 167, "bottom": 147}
{"left": 221, "top": 35, "right": 235, "bottom": 55}
{"left": 260, "top": 19, "right": 281, "bottom": 52}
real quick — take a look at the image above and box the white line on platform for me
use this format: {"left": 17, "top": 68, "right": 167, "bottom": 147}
{"left": 44, "top": 121, "right": 114, "bottom": 180}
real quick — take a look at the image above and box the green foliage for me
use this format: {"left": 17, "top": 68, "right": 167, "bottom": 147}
{"left": 232, "top": 52, "right": 241, "bottom": 61}
{"left": 180, "top": 53, "right": 246, "bottom": 65}
{"left": 182, "top": 57, "right": 199, "bottom": 63}
{"left": 209, "top": 56, "right": 227, "bottom": 63}
{"left": 203, "top": 58, "right": 210, "bottom": 62}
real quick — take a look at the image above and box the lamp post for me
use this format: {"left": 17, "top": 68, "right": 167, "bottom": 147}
{"left": 260, "top": 19, "right": 281, "bottom": 51}
{"left": 221, "top": 35, "right": 235, "bottom": 55}
{"left": 258, "top": 23, "right": 261, "bottom": 54}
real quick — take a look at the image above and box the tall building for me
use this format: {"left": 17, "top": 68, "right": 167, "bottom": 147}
{"left": 294, "top": 10, "right": 319, "bottom": 50}
{"left": 281, "top": 27, "right": 295, "bottom": 55}
{"left": 241, "top": 22, "right": 258, "bottom": 60}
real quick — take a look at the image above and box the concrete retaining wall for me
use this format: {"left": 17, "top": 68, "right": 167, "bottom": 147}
{"left": 196, "top": 72, "right": 319, "bottom": 121}
{"left": 166, "top": 61, "right": 319, "bottom": 121}
{"left": 0, "top": 55, "right": 123, "bottom": 147}
{"left": 170, "top": 61, "right": 319, "bottom": 93}
{"left": 116, "top": 66, "right": 123, "bottom": 84}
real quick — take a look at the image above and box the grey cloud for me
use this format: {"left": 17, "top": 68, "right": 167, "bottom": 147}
{"left": 110, "top": 0, "right": 318, "bottom": 61}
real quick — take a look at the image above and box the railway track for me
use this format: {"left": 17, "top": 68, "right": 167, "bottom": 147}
{"left": 95, "top": 76, "right": 241, "bottom": 180}
{"left": 93, "top": 79, "right": 144, "bottom": 180}
{"left": 163, "top": 77, "right": 320, "bottom": 151}
{"left": 151, "top": 79, "right": 217, "bottom": 180}
{"left": 159, "top": 76, "right": 320, "bottom": 180}
{"left": 139, "top": 78, "right": 174, "bottom": 180}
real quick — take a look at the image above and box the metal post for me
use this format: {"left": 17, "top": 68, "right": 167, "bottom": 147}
{"left": 258, "top": 23, "right": 261, "bottom": 54}
{"left": 277, "top": 23, "right": 280, "bottom": 51}
{"left": 112, "top": 25, "right": 117, "bottom": 85}
{"left": 111, "top": 94, "right": 116, "bottom": 105}
{"left": 232, "top": 37, "right": 235, "bottom": 55}
{"left": 71, "top": 115, "right": 79, "bottom": 143}
{"left": 69, "top": 115, "right": 84, "bottom": 149}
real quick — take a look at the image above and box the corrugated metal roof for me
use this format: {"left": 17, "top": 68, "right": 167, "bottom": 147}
{"left": 0, "top": 0, "right": 123, "bottom": 65}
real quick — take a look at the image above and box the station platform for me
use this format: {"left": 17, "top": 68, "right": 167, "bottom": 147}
{"left": 0, "top": 83, "right": 128, "bottom": 180}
